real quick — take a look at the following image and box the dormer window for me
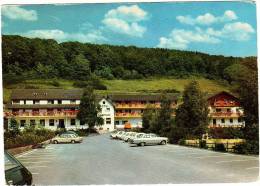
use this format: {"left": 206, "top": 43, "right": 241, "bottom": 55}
{"left": 103, "top": 101, "right": 105, "bottom": 104}
{"left": 48, "top": 100, "right": 54, "bottom": 104}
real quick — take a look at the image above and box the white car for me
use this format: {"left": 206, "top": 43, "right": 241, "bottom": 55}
{"left": 51, "top": 133, "right": 83, "bottom": 144}
{"left": 117, "top": 131, "right": 128, "bottom": 140}
{"left": 129, "top": 133, "right": 168, "bottom": 146}
{"left": 110, "top": 130, "right": 118, "bottom": 138}
{"left": 112, "top": 131, "right": 125, "bottom": 139}
{"left": 122, "top": 132, "right": 136, "bottom": 142}
{"left": 127, "top": 133, "right": 145, "bottom": 142}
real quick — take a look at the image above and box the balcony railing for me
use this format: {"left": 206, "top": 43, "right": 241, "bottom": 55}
{"left": 115, "top": 103, "right": 176, "bottom": 109}
{"left": 208, "top": 124, "right": 245, "bottom": 128}
{"left": 6, "top": 110, "right": 78, "bottom": 117}
{"left": 209, "top": 112, "right": 242, "bottom": 117}
{"left": 115, "top": 112, "right": 142, "bottom": 118}
{"left": 213, "top": 101, "right": 237, "bottom": 107}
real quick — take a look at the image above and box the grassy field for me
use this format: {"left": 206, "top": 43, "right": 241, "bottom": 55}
{"left": 3, "top": 77, "right": 231, "bottom": 103}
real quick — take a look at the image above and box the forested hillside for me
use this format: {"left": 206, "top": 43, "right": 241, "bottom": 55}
{"left": 2, "top": 35, "right": 256, "bottom": 86}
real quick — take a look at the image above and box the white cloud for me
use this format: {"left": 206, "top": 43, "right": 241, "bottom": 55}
{"left": 157, "top": 21, "right": 255, "bottom": 50}
{"left": 104, "top": 4, "right": 148, "bottom": 22}
{"left": 2, "top": 5, "right": 38, "bottom": 21}
{"left": 176, "top": 10, "right": 237, "bottom": 25}
{"left": 207, "top": 22, "right": 255, "bottom": 41}
{"left": 19, "top": 29, "right": 107, "bottom": 43}
{"left": 157, "top": 29, "right": 220, "bottom": 50}
{"left": 102, "top": 5, "right": 148, "bottom": 37}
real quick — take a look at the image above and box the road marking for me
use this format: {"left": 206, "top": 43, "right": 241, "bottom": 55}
{"left": 246, "top": 167, "right": 259, "bottom": 170}
{"left": 194, "top": 154, "right": 231, "bottom": 159}
{"left": 15, "top": 149, "right": 37, "bottom": 158}
{"left": 216, "top": 159, "right": 259, "bottom": 164}
{"left": 26, "top": 165, "right": 47, "bottom": 168}
{"left": 20, "top": 161, "right": 51, "bottom": 164}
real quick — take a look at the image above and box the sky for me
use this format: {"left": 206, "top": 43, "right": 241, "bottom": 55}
{"left": 1, "top": 1, "right": 257, "bottom": 57}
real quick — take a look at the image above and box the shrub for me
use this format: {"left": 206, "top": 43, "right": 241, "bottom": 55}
{"left": 233, "top": 140, "right": 259, "bottom": 155}
{"left": 74, "top": 129, "right": 88, "bottom": 136}
{"left": 178, "top": 138, "right": 186, "bottom": 145}
{"left": 208, "top": 128, "right": 244, "bottom": 139}
{"left": 199, "top": 140, "right": 207, "bottom": 149}
{"left": 214, "top": 143, "right": 226, "bottom": 152}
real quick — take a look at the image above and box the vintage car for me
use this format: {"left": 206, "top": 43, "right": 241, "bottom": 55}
{"left": 127, "top": 133, "right": 146, "bottom": 142}
{"left": 5, "top": 151, "right": 33, "bottom": 185}
{"left": 123, "top": 132, "right": 137, "bottom": 142}
{"left": 130, "top": 133, "right": 168, "bottom": 146}
{"left": 51, "top": 133, "right": 83, "bottom": 144}
{"left": 110, "top": 131, "right": 124, "bottom": 139}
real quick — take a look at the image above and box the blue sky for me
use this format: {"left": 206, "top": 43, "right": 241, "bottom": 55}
{"left": 1, "top": 2, "right": 257, "bottom": 57}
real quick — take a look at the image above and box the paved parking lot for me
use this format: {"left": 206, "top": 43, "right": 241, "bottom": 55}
{"left": 15, "top": 134, "right": 259, "bottom": 184}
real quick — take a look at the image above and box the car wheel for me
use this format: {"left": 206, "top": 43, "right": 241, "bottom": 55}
{"left": 53, "top": 140, "right": 58, "bottom": 144}
{"left": 140, "top": 142, "right": 145, "bottom": 147}
{"left": 71, "top": 140, "right": 75, "bottom": 144}
{"left": 161, "top": 140, "right": 166, "bottom": 145}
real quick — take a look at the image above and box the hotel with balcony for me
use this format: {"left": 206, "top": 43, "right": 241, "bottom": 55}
{"left": 207, "top": 91, "right": 244, "bottom": 128}
{"left": 108, "top": 94, "right": 178, "bottom": 129}
{"left": 4, "top": 89, "right": 178, "bottom": 131}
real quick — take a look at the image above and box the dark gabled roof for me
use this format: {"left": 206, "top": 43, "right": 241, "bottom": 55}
{"left": 9, "top": 89, "right": 179, "bottom": 102}
{"left": 207, "top": 91, "right": 239, "bottom": 101}
{"left": 10, "top": 89, "right": 83, "bottom": 100}
{"left": 107, "top": 94, "right": 178, "bottom": 101}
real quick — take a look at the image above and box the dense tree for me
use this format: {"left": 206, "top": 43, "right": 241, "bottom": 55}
{"left": 2, "top": 35, "right": 253, "bottom": 84}
{"left": 141, "top": 105, "right": 156, "bottom": 133}
{"left": 157, "top": 95, "right": 173, "bottom": 136}
{"left": 77, "top": 87, "right": 104, "bottom": 132}
{"left": 175, "top": 81, "right": 209, "bottom": 138}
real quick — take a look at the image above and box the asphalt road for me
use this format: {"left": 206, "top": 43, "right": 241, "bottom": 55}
{"left": 15, "top": 134, "right": 259, "bottom": 184}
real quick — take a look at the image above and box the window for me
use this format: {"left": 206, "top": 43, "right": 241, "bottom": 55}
{"left": 103, "top": 101, "right": 105, "bottom": 104}
{"left": 13, "top": 100, "right": 20, "bottom": 104}
{"left": 115, "top": 120, "right": 120, "bottom": 125}
{"left": 106, "top": 107, "right": 110, "bottom": 111}
{"left": 30, "top": 120, "right": 36, "bottom": 126}
{"left": 40, "top": 119, "right": 45, "bottom": 126}
{"left": 71, "top": 119, "right": 76, "bottom": 126}
{"left": 49, "top": 119, "right": 54, "bottom": 126}
{"left": 80, "top": 120, "right": 85, "bottom": 125}
{"left": 238, "top": 118, "right": 242, "bottom": 123}
{"left": 213, "top": 119, "right": 216, "bottom": 125}
{"left": 58, "top": 100, "right": 62, "bottom": 104}
{"left": 106, "top": 118, "right": 111, "bottom": 124}
{"left": 221, "top": 118, "right": 225, "bottom": 123}
{"left": 48, "top": 100, "right": 54, "bottom": 104}
{"left": 123, "top": 120, "right": 128, "bottom": 124}
{"left": 230, "top": 119, "right": 233, "bottom": 123}
{"left": 20, "top": 120, "right": 26, "bottom": 127}
{"left": 71, "top": 100, "right": 76, "bottom": 104}
{"left": 227, "top": 108, "right": 231, "bottom": 112}
{"left": 33, "top": 100, "right": 40, "bottom": 104}
{"left": 216, "top": 108, "right": 221, "bottom": 112}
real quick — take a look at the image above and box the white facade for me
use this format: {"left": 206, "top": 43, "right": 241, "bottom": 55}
{"left": 98, "top": 98, "right": 115, "bottom": 131}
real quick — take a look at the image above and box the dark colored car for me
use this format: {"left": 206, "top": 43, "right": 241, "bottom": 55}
{"left": 5, "top": 151, "right": 32, "bottom": 185}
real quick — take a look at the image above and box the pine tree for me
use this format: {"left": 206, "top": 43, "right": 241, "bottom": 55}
{"left": 175, "top": 81, "right": 209, "bottom": 138}
{"left": 77, "top": 87, "right": 103, "bottom": 132}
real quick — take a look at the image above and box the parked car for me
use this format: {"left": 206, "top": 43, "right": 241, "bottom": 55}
{"left": 115, "top": 131, "right": 126, "bottom": 139}
{"left": 118, "top": 131, "right": 129, "bottom": 140}
{"left": 110, "top": 131, "right": 123, "bottom": 139}
{"left": 51, "top": 133, "right": 83, "bottom": 144}
{"left": 110, "top": 130, "right": 118, "bottom": 138}
{"left": 130, "top": 133, "right": 168, "bottom": 146}
{"left": 5, "top": 151, "right": 32, "bottom": 185}
{"left": 123, "top": 132, "right": 137, "bottom": 142}
{"left": 127, "top": 132, "right": 145, "bottom": 142}
{"left": 64, "top": 131, "right": 79, "bottom": 136}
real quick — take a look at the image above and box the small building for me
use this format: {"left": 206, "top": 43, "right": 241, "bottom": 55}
{"left": 207, "top": 91, "right": 245, "bottom": 128}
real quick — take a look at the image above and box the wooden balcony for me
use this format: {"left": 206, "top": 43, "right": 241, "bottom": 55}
{"left": 115, "top": 112, "right": 142, "bottom": 118}
{"left": 115, "top": 103, "right": 176, "bottom": 109}
{"left": 209, "top": 112, "right": 242, "bottom": 118}
{"left": 208, "top": 124, "right": 245, "bottom": 128}
{"left": 5, "top": 110, "right": 78, "bottom": 118}
{"left": 213, "top": 101, "right": 237, "bottom": 107}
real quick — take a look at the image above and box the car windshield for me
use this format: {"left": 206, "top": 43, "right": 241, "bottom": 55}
{"left": 5, "top": 152, "right": 20, "bottom": 171}
{"left": 136, "top": 134, "right": 144, "bottom": 138}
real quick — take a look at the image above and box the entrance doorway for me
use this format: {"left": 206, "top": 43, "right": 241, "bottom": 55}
{"left": 58, "top": 119, "right": 65, "bottom": 128}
